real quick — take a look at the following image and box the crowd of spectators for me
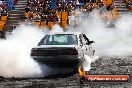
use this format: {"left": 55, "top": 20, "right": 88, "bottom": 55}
{"left": 0, "top": 0, "right": 9, "bottom": 32}
{"left": 127, "top": 0, "right": 132, "bottom": 10}
{"left": 25, "top": 0, "right": 131, "bottom": 28}
{"left": 0, "top": 0, "right": 9, "bottom": 38}
{"left": 25, "top": 0, "right": 118, "bottom": 28}
{"left": 0, "top": 1, "right": 8, "bottom": 18}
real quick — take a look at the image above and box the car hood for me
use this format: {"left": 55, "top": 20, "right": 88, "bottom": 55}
{"left": 33, "top": 45, "right": 78, "bottom": 49}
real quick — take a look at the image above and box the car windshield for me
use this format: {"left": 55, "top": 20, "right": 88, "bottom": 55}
{"left": 38, "top": 34, "right": 78, "bottom": 45}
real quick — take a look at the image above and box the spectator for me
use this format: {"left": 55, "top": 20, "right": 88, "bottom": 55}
{"left": 106, "top": 4, "right": 113, "bottom": 11}
{"left": 91, "top": 0, "right": 96, "bottom": 3}
{"left": 1, "top": 1, "right": 6, "bottom": 9}
{"left": 25, "top": 6, "right": 30, "bottom": 12}
{"left": 118, "top": 0, "right": 122, "bottom": 6}
{"left": 0, "top": 7, "right": 3, "bottom": 14}
{"left": 32, "top": 12, "right": 38, "bottom": 19}
{"left": 31, "top": 5, "right": 37, "bottom": 12}
{"left": 47, "top": 13, "right": 54, "bottom": 22}
{"left": 28, "top": 0, "right": 34, "bottom": 6}
{"left": 128, "top": 0, "right": 132, "bottom": 10}
{"left": 34, "top": 15, "right": 41, "bottom": 21}
{"left": 37, "top": 4, "right": 43, "bottom": 13}
{"left": 1, "top": 10, "right": 8, "bottom": 16}
{"left": 41, "top": 14, "right": 47, "bottom": 22}
{"left": 53, "top": 14, "right": 59, "bottom": 23}
{"left": 0, "top": 1, "right": 2, "bottom": 5}
{"left": 57, "top": 4, "right": 62, "bottom": 11}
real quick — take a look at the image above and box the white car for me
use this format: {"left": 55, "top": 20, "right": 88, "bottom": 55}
{"left": 31, "top": 32, "right": 95, "bottom": 72}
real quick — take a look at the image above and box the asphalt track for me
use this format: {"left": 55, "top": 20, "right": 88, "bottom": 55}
{"left": 0, "top": 56, "right": 132, "bottom": 88}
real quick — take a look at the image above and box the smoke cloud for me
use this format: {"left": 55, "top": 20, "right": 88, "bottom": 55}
{"left": 0, "top": 9, "right": 131, "bottom": 77}
{"left": 0, "top": 24, "right": 44, "bottom": 78}
{"left": 82, "top": 55, "right": 99, "bottom": 71}
{"left": 0, "top": 23, "right": 66, "bottom": 78}
{"left": 72, "top": 10, "right": 132, "bottom": 56}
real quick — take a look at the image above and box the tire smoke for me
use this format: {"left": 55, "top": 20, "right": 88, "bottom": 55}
{"left": 0, "top": 24, "right": 44, "bottom": 78}
{"left": 0, "top": 10, "right": 131, "bottom": 77}
{"left": 0, "top": 23, "right": 65, "bottom": 78}
{"left": 73, "top": 10, "right": 132, "bottom": 56}
{"left": 83, "top": 55, "right": 99, "bottom": 71}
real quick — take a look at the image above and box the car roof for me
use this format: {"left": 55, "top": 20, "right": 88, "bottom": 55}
{"left": 48, "top": 32, "right": 82, "bottom": 35}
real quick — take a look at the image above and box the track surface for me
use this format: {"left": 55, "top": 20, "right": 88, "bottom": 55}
{"left": 0, "top": 56, "right": 132, "bottom": 88}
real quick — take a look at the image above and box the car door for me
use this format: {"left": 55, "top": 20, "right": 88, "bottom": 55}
{"left": 79, "top": 34, "right": 88, "bottom": 56}
{"left": 82, "top": 34, "right": 95, "bottom": 56}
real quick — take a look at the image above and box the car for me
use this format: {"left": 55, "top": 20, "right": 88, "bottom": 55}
{"left": 31, "top": 32, "right": 95, "bottom": 72}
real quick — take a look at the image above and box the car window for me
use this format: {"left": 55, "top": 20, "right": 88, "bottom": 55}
{"left": 38, "top": 34, "right": 78, "bottom": 45}
{"left": 54, "top": 35, "right": 67, "bottom": 43}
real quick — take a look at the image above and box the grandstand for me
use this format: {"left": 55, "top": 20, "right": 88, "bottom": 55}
{"left": 0, "top": 0, "right": 131, "bottom": 32}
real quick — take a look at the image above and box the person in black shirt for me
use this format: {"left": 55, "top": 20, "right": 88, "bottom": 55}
{"left": 41, "top": 14, "right": 47, "bottom": 22}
